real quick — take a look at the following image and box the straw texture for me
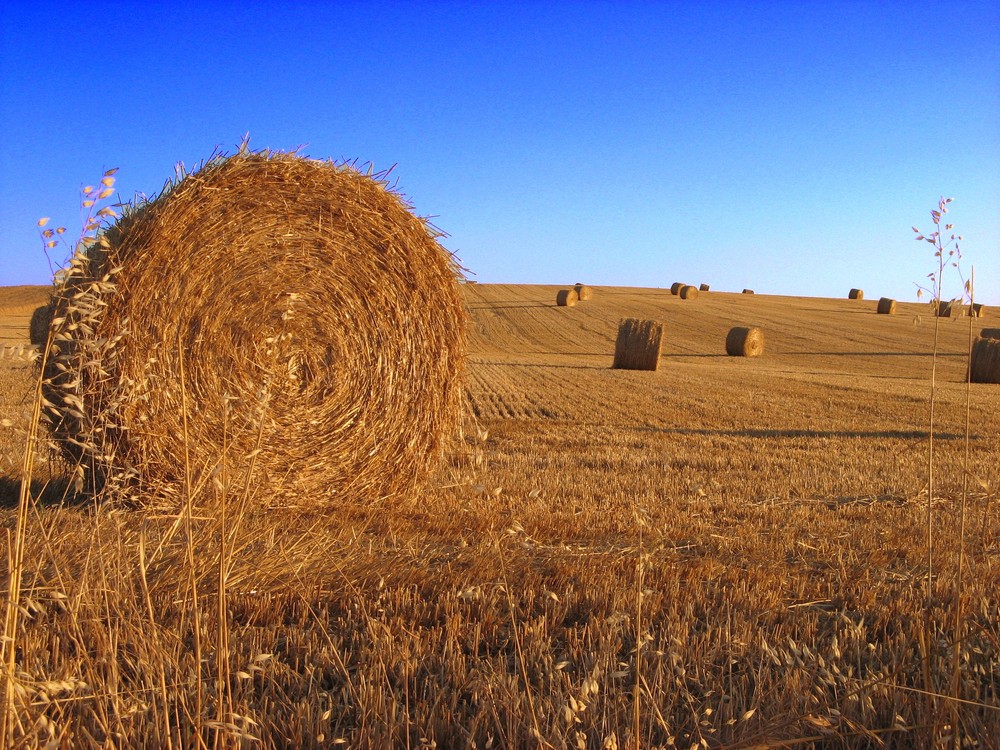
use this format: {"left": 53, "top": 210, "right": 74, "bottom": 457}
{"left": 726, "top": 326, "right": 765, "bottom": 357}
{"left": 556, "top": 289, "right": 579, "bottom": 307}
{"left": 42, "top": 150, "right": 467, "bottom": 504}
{"left": 612, "top": 318, "right": 663, "bottom": 371}
{"left": 849, "top": 289, "right": 864, "bottom": 300}
{"left": 680, "top": 285, "right": 699, "bottom": 300}
{"left": 877, "top": 297, "right": 897, "bottom": 315}
{"left": 573, "top": 284, "right": 593, "bottom": 301}
{"left": 969, "top": 337, "right": 1000, "bottom": 384}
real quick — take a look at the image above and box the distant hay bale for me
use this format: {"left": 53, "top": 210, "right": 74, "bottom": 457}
{"left": 699, "top": 283, "right": 710, "bottom": 292}
{"left": 726, "top": 326, "right": 765, "bottom": 357}
{"left": 876, "top": 297, "right": 897, "bottom": 315}
{"left": 29, "top": 303, "right": 54, "bottom": 347}
{"left": 980, "top": 328, "right": 1000, "bottom": 340}
{"left": 742, "top": 289, "right": 755, "bottom": 295}
{"left": 670, "top": 282, "right": 683, "bottom": 295}
{"left": 556, "top": 289, "right": 579, "bottom": 307}
{"left": 612, "top": 318, "right": 663, "bottom": 371}
{"left": 573, "top": 284, "right": 593, "bottom": 301}
{"left": 971, "top": 303, "right": 985, "bottom": 318}
{"left": 849, "top": 288, "right": 864, "bottom": 300}
{"left": 937, "top": 300, "right": 962, "bottom": 317}
{"left": 43, "top": 149, "right": 466, "bottom": 505}
{"left": 680, "top": 285, "right": 699, "bottom": 300}
{"left": 969, "top": 337, "right": 1000, "bottom": 384}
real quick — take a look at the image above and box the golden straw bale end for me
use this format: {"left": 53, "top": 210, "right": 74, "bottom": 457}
{"left": 612, "top": 318, "right": 663, "bottom": 371}
{"left": 557, "top": 289, "right": 579, "bottom": 307}
{"left": 680, "top": 285, "right": 699, "bottom": 300}
{"left": 969, "top": 337, "right": 1000, "bottom": 384}
{"left": 670, "top": 282, "right": 683, "bottom": 295}
{"left": 876, "top": 297, "right": 897, "bottom": 315}
{"left": 726, "top": 326, "right": 765, "bottom": 357}
{"left": 43, "top": 149, "right": 467, "bottom": 506}
{"left": 849, "top": 288, "right": 864, "bottom": 300}
{"left": 573, "top": 284, "right": 593, "bottom": 301}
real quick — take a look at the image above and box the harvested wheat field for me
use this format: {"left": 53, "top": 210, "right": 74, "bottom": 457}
{"left": 2, "top": 283, "right": 999, "bottom": 748}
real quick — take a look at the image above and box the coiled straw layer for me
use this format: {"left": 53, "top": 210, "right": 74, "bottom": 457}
{"left": 43, "top": 150, "right": 466, "bottom": 505}
{"left": 556, "top": 289, "right": 579, "bottom": 307}
{"left": 726, "top": 326, "right": 765, "bottom": 357}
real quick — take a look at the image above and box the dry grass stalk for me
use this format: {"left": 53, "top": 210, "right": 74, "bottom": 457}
{"left": 670, "top": 283, "right": 683, "bottom": 295}
{"left": 877, "top": 297, "right": 897, "bottom": 315}
{"left": 612, "top": 318, "right": 663, "bottom": 371}
{"left": 573, "top": 284, "right": 593, "bottom": 301}
{"left": 849, "top": 289, "right": 864, "bottom": 300}
{"left": 556, "top": 289, "right": 579, "bottom": 307}
{"left": 699, "top": 283, "right": 710, "bottom": 292}
{"left": 726, "top": 326, "right": 765, "bottom": 357}
{"left": 968, "top": 336, "right": 1000, "bottom": 384}
{"left": 680, "top": 285, "right": 698, "bottom": 300}
{"left": 742, "top": 289, "right": 755, "bottom": 295}
{"left": 41, "top": 149, "right": 467, "bottom": 506}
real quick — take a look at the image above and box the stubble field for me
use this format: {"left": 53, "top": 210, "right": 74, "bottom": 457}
{"left": 2, "top": 282, "right": 998, "bottom": 748}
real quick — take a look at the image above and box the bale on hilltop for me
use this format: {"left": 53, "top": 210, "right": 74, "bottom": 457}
{"left": 726, "top": 326, "right": 765, "bottom": 357}
{"left": 612, "top": 318, "right": 663, "bottom": 371}
{"left": 969, "top": 336, "right": 1000, "bottom": 384}
{"left": 680, "top": 285, "right": 699, "bottom": 300}
{"left": 699, "top": 283, "right": 710, "bottom": 292}
{"left": 573, "top": 284, "right": 593, "bottom": 301}
{"left": 971, "top": 303, "right": 986, "bottom": 318}
{"left": 670, "top": 282, "right": 683, "bottom": 295}
{"left": 849, "top": 289, "right": 864, "bottom": 300}
{"left": 877, "top": 297, "right": 897, "bottom": 315}
{"left": 43, "top": 149, "right": 467, "bottom": 505}
{"left": 742, "top": 289, "right": 755, "bottom": 295}
{"left": 556, "top": 289, "right": 579, "bottom": 307}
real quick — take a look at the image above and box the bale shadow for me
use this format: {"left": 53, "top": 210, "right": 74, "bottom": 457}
{"left": 0, "top": 476, "right": 87, "bottom": 509}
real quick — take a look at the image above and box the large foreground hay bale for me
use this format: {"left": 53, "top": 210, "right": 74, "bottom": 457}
{"left": 726, "top": 326, "right": 765, "bottom": 357}
{"left": 969, "top": 337, "right": 1000, "bottom": 384}
{"left": 43, "top": 150, "right": 466, "bottom": 504}
{"left": 680, "top": 285, "right": 699, "bottom": 300}
{"left": 29, "top": 303, "right": 54, "bottom": 347}
{"left": 670, "top": 282, "right": 683, "bottom": 295}
{"left": 612, "top": 318, "right": 663, "bottom": 371}
{"left": 877, "top": 297, "right": 897, "bottom": 315}
{"left": 573, "top": 284, "right": 593, "bottom": 301}
{"left": 849, "top": 288, "right": 864, "bottom": 300}
{"left": 556, "top": 289, "right": 579, "bottom": 307}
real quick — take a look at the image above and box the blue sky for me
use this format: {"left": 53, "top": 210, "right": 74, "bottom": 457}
{"left": 1, "top": 1, "right": 997, "bottom": 303}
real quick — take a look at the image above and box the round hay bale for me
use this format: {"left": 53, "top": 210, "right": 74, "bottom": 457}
{"left": 29, "top": 303, "right": 54, "bottom": 347}
{"left": 969, "top": 336, "right": 1000, "bottom": 384}
{"left": 876, "top": 297, "right": 897, "bottom": 315}
{"left": 43, "top": 150, "right": 466, "bottom": 504}
{"left": 670, "top": 282, "right": 684, "bottom": 295}
{"left": 679, "top": 285, "right": 699, "bottom": 300}
{"left": 849, "top": 288, "right": 864, "bottom": 300}
{"left": 556, "top": 289, "right": 579, "bottom": 307}
{"left": 980, "top": 328, "right": 1000, "bottom": 340}
{"left": 573, "top": 284, "right": 593, "bottom": 301}
{"left": 699, "top": 283, "right": 710, "bottom": 292}
{"left": 937, "top": 300, "right": 961, "bottom": 317}
{"left": 742, "top": 289, "right": 755, "bottom": 295}
{"left": 725, "top": 326, "right": 764, "bottom": 357}
{"left": 971, "top": 303, "right": 985, "bottom": 318}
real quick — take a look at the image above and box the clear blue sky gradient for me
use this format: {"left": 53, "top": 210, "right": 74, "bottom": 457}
{"left": 2, "top": 1, "right": 998, "bottom": 303}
